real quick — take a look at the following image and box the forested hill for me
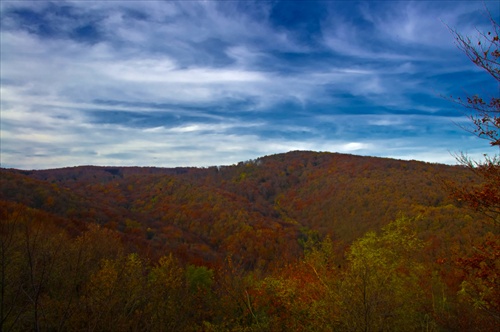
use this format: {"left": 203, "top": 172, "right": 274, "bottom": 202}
{"left": 0, "top": 151, "right": 483, "bottom": 267}
{"left": 2, "top": 150, "right": 498, "bottom": 331}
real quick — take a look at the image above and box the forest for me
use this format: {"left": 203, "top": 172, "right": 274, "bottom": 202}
{"left": 0, "top": 150, "right": 499, "bottom": 331}
{"left": 1, "top": 9, "right": 499, "bottom": 332}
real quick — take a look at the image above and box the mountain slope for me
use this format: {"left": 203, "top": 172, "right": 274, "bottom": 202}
{"left": 0, "top": 151, "right": 485, "bottom": 268}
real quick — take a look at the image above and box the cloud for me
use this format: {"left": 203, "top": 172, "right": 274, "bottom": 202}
{"left": 1, "top": 0, "right": 497, "bottom": 169}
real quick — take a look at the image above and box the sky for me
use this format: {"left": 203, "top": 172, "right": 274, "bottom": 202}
{"left": 1, "top": 0, "right": 499, "bottom": 169}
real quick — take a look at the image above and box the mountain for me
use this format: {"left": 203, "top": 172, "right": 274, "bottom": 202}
{"left": 0, "top": 151, "right": 485, "bottom": 268}
{"left": 2, "top": 150, "right": 498, "bottom": 331}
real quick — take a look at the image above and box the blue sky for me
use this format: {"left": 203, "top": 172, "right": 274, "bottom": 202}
{"left": 1, "top": 0, "right": 499, "bottom": 169}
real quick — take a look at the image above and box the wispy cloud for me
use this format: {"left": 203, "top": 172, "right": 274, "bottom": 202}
{"left": 1, "top": 0, "right": 498, "bottom": 169}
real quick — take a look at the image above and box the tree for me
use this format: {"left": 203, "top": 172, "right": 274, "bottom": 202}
{"left": 448, "top": 11, "right": 499, "bottom": 227}
{"left": 457, "top": 233, "right": 500, "bottom": 325}
{"left": 82, "top": 253, "right": 148, "bottom": 331}
{"left": 452, "top": 154, "right": 500, "bottom": 224}
{"left": 146, "top": 254, "right": 188, "bottom": 331}
{"left": 185, "top": 264, "right": 215, "bottom": 326}
{"left": 255, "top": 236, "right": 342, "bottom": 331}
{"left": 0, "top": 203, "right": 28, "bottom": 332}
{"left": 451, "top": 12, "right": 499, "bottom": 146}
{"left": 447, "top": 11, "right": 500, "bottom": 324}
{"left": 338, "top": 217, "right": 429, "bottom": 331}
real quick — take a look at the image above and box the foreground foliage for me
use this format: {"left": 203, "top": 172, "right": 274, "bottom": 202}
{"left": 0, "top": 180, "right": 498, "bottom": 331}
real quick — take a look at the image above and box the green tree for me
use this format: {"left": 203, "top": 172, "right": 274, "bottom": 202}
{"left": 338, "top": 217, "right": 429, "bottom": 331}
{"left": 146, "top": 254, "right": 188, "bottom": 331}
{"left": 185, "top": 264, "right": 215, "bottom": 326}
{"left": 82, "top": 253, "right": 148, "bottom": 331}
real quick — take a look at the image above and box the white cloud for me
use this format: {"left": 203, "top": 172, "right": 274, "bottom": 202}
{"left": 368, "top": 117, "right": 405, "bottom": 126}
{"left": 0, "top": 1, "right": 494, "bottom": 169}
{"left": 100, "top": 59, "right": 267, "bottom": 84}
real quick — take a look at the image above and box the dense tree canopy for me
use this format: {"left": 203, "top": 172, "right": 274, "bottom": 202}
{"left": 0, "top": 150, "right": 496, "bottom": 331}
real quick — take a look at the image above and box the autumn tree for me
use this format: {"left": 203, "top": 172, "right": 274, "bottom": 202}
{"left": 255, "top": 236, "right": 342, "bottom": 331}
{"left": 448, "top": 11, "right": 500, "bottom": 226}
{"left": 0, "top": 203, "right": 27, "bottom": 332}
{"left": 457, "top": 233, "right": 500, "bottom": 326}
{"left": 207, "top": 256, "right": 264, "bottom": 331}
{"left": 447, "top": 11, "right": 500, "bottom": 325}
